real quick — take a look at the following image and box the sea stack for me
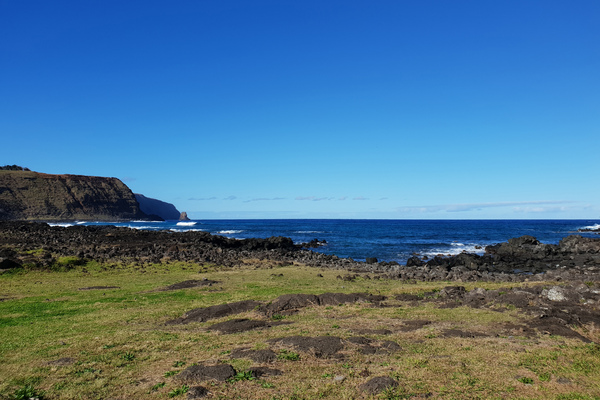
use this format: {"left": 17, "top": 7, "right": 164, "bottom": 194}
{"left": 179, "top": 211, "right": 190, "bottom": 221}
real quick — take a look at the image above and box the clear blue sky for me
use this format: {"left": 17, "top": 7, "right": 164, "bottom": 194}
{"left": 1, "top": 1, "right": 599, "bottom": 219}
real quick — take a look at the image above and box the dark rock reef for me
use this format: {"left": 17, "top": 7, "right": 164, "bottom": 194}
{"left": 1, "top": 221, "right": 600, "bottom": 283}
{"left": 0, "top": 170, "right": 149, "bottom": 221}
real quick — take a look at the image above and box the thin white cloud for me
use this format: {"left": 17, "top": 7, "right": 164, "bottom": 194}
{"left": 295, "top": 196, "right": 334, "bottom": 201}
{"left": 223, "top": 195, "right": 237, "bottom": 200}
{"left": 353, "top": 196, "right": 369, "bottom": 201}
{"left": 397, "top": 200, "right": 575, "bottom": 213}
{"left": 243, "top": 197, "right": 286, "bottom": 203}
{"left": 189, "top": 196, "right": 218, "bottom": 201}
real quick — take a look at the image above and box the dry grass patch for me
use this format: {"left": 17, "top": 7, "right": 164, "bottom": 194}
{"left": 1, "top": 262, "right": 599, "bottom": 399}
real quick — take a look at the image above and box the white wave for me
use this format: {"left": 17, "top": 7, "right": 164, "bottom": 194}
{"left": 170, "top": 228, "right": 205, "bottom": 232}
{"left": 176, "top": 221, "right": 197, "bottom": 226}
{"left": 129, "top": 225, "right": 154, "bottom": 230}
{"left": 76, "top": 221, "right": 86, "bottom": 225}
{"left": 423, "top": 243, "right": 485, "bottom": 257}
{"left": 217, "top": 230, "right": 244, "bottom": 234}
{"left": 48, "top": 222, "right": 74, "bottom": 227}
{"left": 295, "top": 230, "right": 325, "bottom": 234}
{"left": 580, "top": 223, "right": 600, "bottom": 231}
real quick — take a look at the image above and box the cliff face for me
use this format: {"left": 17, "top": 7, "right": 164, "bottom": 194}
{"left": 0, "top": 171, "right": 148, "bottom": 221}
{"left": 134, "top": 193, "right": 180, "bottom": 220}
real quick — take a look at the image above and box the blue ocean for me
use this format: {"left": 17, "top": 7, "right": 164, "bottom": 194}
{"left": 50, "top": 220, "right": 600, "bottom": 264}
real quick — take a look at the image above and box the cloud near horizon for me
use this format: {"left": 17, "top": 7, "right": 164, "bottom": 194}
{"left": 189, "top": 196, "right": 218, "bottom": 201}
{"left": 397, "top": 200, "right": 575, "bottom": 213}
{"left": 295, "top": 196, "right": 335, "bottom": 201}
{"left": 243, "top": 197, "right": 286, "bottom": 203}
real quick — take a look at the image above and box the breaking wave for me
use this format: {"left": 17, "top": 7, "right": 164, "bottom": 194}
{"left": 217, "top": 230, "right": 244, "bottom": 234}
{"left": 579, "top": 223, "right": 600, "bottom": 231}
{"left": 176, "top": 221, "right": 197, "bottom": 226}
{"left": 422, "top": 243, "right": 485, "bottom": 257}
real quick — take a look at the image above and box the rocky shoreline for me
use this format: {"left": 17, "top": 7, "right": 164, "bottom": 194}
{"left": 1, "top": 221, "right": 600, "bottom": 283}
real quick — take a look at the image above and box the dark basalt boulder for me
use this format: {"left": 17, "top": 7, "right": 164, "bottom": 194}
{"left": 558, "top": 235, "right": 600, "bottom": 254}
{"left": 268, "top": 336, "right": 344, "bottom": 358}
{"left": 167, "top": 300, "right": 262, "bottom": 325}
{"left": 0, "top": 257, "right": 21, "bottom": 270}
{"left": 177, "top": 364, "right": 236, "bottom": 383}
{"left": 359, "top": 376, "right": 398, "bottom": 394}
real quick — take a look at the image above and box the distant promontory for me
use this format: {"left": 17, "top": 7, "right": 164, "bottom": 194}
{"left": 0, "top": 168, "right": 179, "bottom": 221}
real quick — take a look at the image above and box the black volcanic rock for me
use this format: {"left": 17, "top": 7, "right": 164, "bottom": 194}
{"left": 134, "top": 193, "right": 180, "bottom": 220}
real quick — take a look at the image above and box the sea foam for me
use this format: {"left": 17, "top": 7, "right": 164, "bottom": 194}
{"left": 580, "top": 223, "right": 600, "bottom": 230}
{"left": 176, "top": 221, "right": 197, "bottom": 226}
{"left": 217, "top": 230, "right": 244, "bottom": 234}
{"left": 423, "top": 243, "right": 485, "bottom": 257}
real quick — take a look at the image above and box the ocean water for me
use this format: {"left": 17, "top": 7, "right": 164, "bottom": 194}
{"left": 48, "top": 219, "right": 600, "bottom": 264}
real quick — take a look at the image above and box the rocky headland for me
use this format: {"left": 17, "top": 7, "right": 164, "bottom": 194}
{"left": 0, "top": 169, "right": 183, "bottom": 222}
{"left": 134, "top": 193, "right": 181, "bottom": 220}
{"left": 0, "top": 170, "right": 149, "bottom": 221}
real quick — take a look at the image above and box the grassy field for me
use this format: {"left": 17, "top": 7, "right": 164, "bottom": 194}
{"left": 1, "top": 261, "right": 599, "bottom": 399}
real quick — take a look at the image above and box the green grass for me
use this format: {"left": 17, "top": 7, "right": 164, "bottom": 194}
{"left": 1, "top": 261, "right": 599, "bottom": 399}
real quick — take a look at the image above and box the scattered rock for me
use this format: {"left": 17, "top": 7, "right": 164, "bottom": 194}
{"left": 208, "top": 318, "right": 270, "bottom": 334}
{"left": 441, "top": 329, "right": 489, "bottom": 339}
{"left": 544, "top": 286, "right": 568, "bottom": 302}
{"left": 260, "top": 292, "right": 386, "bottom": 316}
{"left": 186, "top": 386, "right": 208, "bottom": 399}
{"left": 46, "top": 357, "right": 75, "bottom": 366}
{"left": 230, "top": 348, "right": 277, "bottom": 363}
{"left": 398, "top": 320, "right": 431, "bottom": 332}
{"left": 177, "top": 364, "right": 236, "bottom": 383}
{"left": 248, "top": 367, "right": 282, "bottom": 377}
{"left": 351, "top": 328, "right": 392, "bottom": 335}
{"left": 167, "top": 300, "right": 262, "bottom": 325}
{"left": 0, "top": 257, "right": 21, "bottom": 269}
{"left": 78, "top": 286, "right": 120, "bottom": 290}
{"left": 156, "top": 279, "right": 219, "bottom": 292}
{"left": 359, "top": 376, "right": 398, "bottom": 394}
{"left": 268, "top": 336, "right": 344, "bottom": 358}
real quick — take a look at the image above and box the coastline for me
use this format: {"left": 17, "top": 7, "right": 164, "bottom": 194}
{"left": 2, "top": 221, "right": 600, "bottom": 283}
{"left": 2, "top": 220, "right": 600, "bottom": 399}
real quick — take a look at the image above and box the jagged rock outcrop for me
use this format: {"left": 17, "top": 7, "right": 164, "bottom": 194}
{"left": 0, "top": 170, "right": 148, "bottom": 221}
{"left": 134, "top": 193, "right": 180, "bottom": 220}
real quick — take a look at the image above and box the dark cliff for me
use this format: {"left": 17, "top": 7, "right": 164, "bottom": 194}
{"left": 134, "top": 193, "right": 180, "bottom": 220}
{"left": 0, "top": 170, "right": 148, "bottom": 221}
